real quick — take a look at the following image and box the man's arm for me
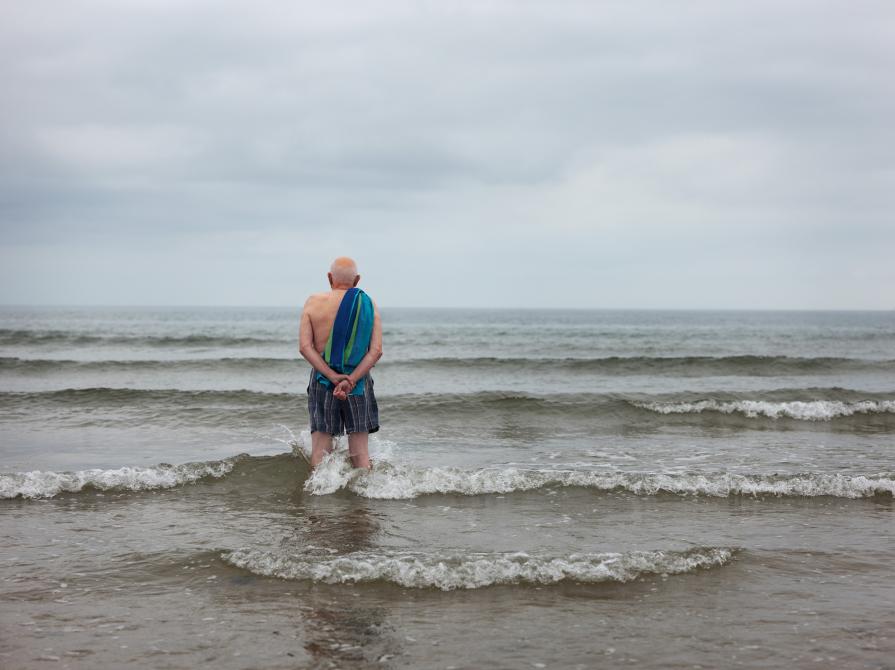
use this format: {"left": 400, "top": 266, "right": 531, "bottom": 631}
{"left": 298, "top": 297, "right": 347, "bottom": 385}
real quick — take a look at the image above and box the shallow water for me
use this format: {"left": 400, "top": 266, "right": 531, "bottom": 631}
{"left": 1, "top": 307, "right": 893, "bottom": 668}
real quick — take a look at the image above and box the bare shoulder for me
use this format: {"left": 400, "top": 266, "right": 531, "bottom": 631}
{"left": 303, "top": 292, "right": 330, "bottom": 310}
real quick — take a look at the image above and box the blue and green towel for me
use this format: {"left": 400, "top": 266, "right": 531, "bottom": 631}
{"left": 316, "top": 287, "right": 375, "bottom": 396}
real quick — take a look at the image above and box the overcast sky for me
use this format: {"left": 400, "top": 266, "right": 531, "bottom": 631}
{"left": 1, "top": 0, "right": 892, "bottom": 309}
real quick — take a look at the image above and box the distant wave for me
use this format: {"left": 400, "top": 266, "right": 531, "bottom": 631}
{"left": 0, "top": 386, "right": 294, "bottom": 406}
{"left": 0, "top": 387, "right": 307, "bottom": 429}
{"left": 0, "top": 356, "right": 302, "bottom": 373}
{"left": 637, "top": 399, "right": 895, "bottom": 421}
{"left": 384, "top": 390, "right": 895, "bottom": 426}
{"left": 304, "top": 455, "right": 895, "bottom": 500}
{"left": 0, "top": 386, "right": 299, "bottom": 414}
{"left": 0, "top": 455, "right": 246, "bottom": 499}
{"left": 3, "top": 354, "right": 894, "bottom": 377}
{"left": 385, "top": 355, "right": 895, "bottom": 376}
{"left": 3, "top": 388, "right": 894, "bottom": 432}
{"left": 0, "top": 329, "right": 280, "bottom": 348}
{"left": 221, "top": 546, "right": 736, "bottom": 590}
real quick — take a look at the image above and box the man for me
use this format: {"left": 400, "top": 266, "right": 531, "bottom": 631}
{"left": 299, "top": 257, "right": 383, "bottom": 470}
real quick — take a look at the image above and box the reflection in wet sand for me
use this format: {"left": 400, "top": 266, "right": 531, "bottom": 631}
{"left": 293, "top": 494, "right": 400, "bottom": 667}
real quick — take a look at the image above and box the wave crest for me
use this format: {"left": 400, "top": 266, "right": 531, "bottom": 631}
{"left": 0, "top": 455, "right": 245, "bottom": 499}
{"left": 638, "top": 399, "right": 895, "bottom": 420}
{"left": 221, "top": 546, "right": 735, "bottom": 590}
{"left": 304, "top": 459, "right": 895, "bottom": 500}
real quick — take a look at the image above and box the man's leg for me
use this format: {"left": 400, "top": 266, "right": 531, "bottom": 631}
{"left": 310, "top": 430, "right": 334, "bottom": 468}
{"left": 347, "top": 432, "right": 371, "bottom": 470}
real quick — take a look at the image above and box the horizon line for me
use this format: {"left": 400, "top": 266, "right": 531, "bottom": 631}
{"left": 0, "top": 303, "right": 892, "bottom": 313}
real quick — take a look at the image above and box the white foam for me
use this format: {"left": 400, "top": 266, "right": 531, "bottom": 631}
{"left": 303, "top": 451, "right": 367, "bottom": 495}
{"left": 299, "top": 431, "right": 400, "bottom": 495}
{"left": 638, "top": 399, "right": 895, "bottom": 421}
{"left": 0, "top": 455, "right": 243, "bottom": 499}
{"left": 221, "top": 546, "right": 735, "bottom": 590}
{"left": 303, "top": 462, "right": 895, "bottom": 500}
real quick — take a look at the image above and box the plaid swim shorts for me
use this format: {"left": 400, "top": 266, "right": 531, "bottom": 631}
{"left": 307, "top": 369, "right": 380, "bottom": 436}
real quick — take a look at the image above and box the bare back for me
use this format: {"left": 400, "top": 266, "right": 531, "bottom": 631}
{"left": 301, "top": 290, "right": 350, "bottom": 354}
{"left": 300, "top": 289, "right": 382, "bottom": 356}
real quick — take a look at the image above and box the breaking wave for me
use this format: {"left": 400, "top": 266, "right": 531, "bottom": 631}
{"left": 305, "top": 457, "right": 895, "bottom": 500}
{"left": 0, "top": 455, "right": 246, "bottom": 499}
{"left": 220, "top": 546, "right": 736, "bottom": 590}
{"left": 638, "top": 399, "right": 895, "bottom": 421}
{"left": 6, "top": 448, "right": 892, "bottom": 502}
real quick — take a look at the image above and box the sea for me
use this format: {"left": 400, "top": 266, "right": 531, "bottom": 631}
{"left": 1, "top": 306, "right": 893, "bottom": 669}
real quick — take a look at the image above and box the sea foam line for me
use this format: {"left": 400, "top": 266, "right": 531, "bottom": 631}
{"left": 636, "top": 399, "right": 895, "bottom": 421}
{"left": 220, "top": 546, "right": 736, "bottom": 591}
{"left": 0, "top": 455, "right": 246, "bottom": 499}
{"left": 304, "top": 459, "right": 895, "bottom": 500}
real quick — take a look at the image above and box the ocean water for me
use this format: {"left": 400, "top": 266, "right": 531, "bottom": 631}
{"left": 1, "top": 306, "right": 893, "bottom": 669}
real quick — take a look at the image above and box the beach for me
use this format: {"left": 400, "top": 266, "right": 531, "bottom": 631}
{"left": 1, "top": 306, "right": 893, "bottom": 668}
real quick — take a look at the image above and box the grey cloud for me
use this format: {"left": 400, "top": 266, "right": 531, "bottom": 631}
{"left": 0, "top": 0, "right": 893, "bottom": 307}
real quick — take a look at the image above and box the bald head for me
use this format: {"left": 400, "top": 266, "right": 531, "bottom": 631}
{"left": 329, "top": 257, "right": 360, "bottom": 289}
